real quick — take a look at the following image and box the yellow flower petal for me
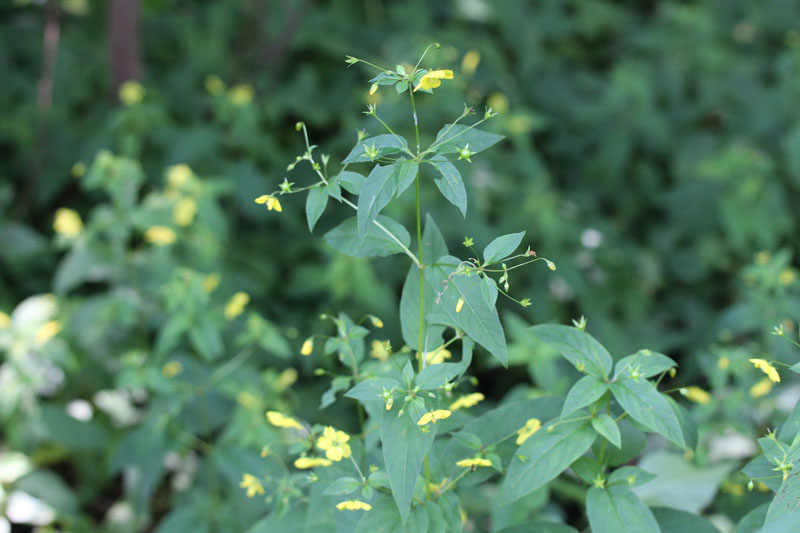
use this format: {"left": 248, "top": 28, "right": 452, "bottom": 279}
{"left": 413, "top": 69, "right": 454, "bottom": 92}
{"left": 684, "top": 386, "right": 711, "bottom": 405}
{"left": 301, "top": 338, "right": 314, "bottom": 356}
{"left": 749, "top": 358, "right": 780, "bottom": 383}
{"left": 53, "top": 208, "right": 83, "bottom": 238}
{"left": 450, "top": 393, "right": 485, "bottom": 411}
{"left": 144, "top": 226, "right": 177, "bottom": 246}
{"left": 294, "top": 456, "right": 332, "bottom": 469}
{"left": 266, "top": 411, "right": 302, "bottom": 429}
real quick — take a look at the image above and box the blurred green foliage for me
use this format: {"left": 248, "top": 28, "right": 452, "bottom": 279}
{"left": 1, "top": 0, "right": 799, "bottom": 531}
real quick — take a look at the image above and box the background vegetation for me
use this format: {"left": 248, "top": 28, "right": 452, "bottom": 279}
{"left": 1, "top": 0, "right": 799, "bottom": 531}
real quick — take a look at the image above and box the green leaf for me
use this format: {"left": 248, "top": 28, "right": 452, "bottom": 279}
{"left": 614, "top": 350, "right": 677, "bottom": 380}
{"left": 394, "top": 160, "right": 420, "bottom": 197}
{"left": 499, "top": 418, "right": 596, "bottom": 503}
{"left": 381, "top": 399, "right": 437, "bottom": 521}
{"left": 651, "top": 507, "right": 721, "bottom": 533}
{"left": 428, "top": 156, "right": 467, "bottom": 217}
{"left": 438, "top": 492, "right": 463, "bottom": 532}
{"left": 665, "top": 395, "right": 698, "bottom": 450}
{"left": 572, "top": 457, "right": 602, "bottom": 484}
{"left": 324, "top": 215, "right": 410, "bottom": 258}
{"left": 481, "top": 276, "right": 498, "bottom": 306}
{"left": 529, "top": 325, "right": 613, "bottom": 379}
{"left": 357, "top": 164, "right": 400, "bottom": 239}
{"left": 426, "top": 255, "right": 508, "bottom": 366}
{"left": 758, "top": 512, "right": 800, "bottom": 533}
{"left": 779, "top": 400, "right": 800, "bottom": 441}
{"left": 561, "top": 375, "right": 608, "bottom": 418}
{"left": 735, "top": 503, "right": 769, "bottom": 533}
{"left": 400, "top": 215, "right": 448, "bottom": 351}
{"left": 592, "top": 414, "right": 621, "bottom": 449}
{"left": 586, "top": 485, "right": 661, "bottom": 533}
{"left": 345, "top": 378, "right": 401, "bottom": 405}
{"left": 305, "top": 186, "right": 328, "bottom": 232}
{"left": 742, "top": 456, "right": 781, "bottom": 492}
{"left": 594, "top": 419, "right": 646, "bottom": 466}
{"left": 608, "top": 466, "right": 656, "bottom": 487}
{"left": 431, "top": 124, "right": 504, "bottom": 156}
{"left": 765, "top": 435, "right": 800, "bottom": 524}
{"left": 483, "top": 231, "right": 526, "bottom": 264}
{"left": 322, "top": 476, "right": 361, "bottom": 496}
{"left": 337, "top": 170, "right": 366, "bottom": 195}
{"left": 415, "top": 338, "right": 473, "bottom": 390}
{"left": 342, "top": 134, "right": 410, "bottom": 164}
{"left": 611, "top": 377, "right": 685, "bottom": 448}
{"left": 188, "top": 316, "right": 224, "bottom": 360}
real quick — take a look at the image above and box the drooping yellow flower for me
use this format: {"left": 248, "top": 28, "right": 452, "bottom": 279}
{"left": 167, "top": 164, "right": 192, "bottom": 189}
{"left": 456, "top": 297, "right": 465, "bottom": 313}
{"left": 369, "top": 315, "right": 384, "bottom": 328}
{"left": 239, "top": 473, "right": 265, "bottom": 498}
{"left": 456, "top": 457, "right": 492, "bottom": 469}
{"left": 203, "top": 273, "right": 221, "bottom": 292}
{"left": 516, "top": 418, "right": 541, "bottom": 445}
{"left": 118, "top": 80, "right": 144, "bottom": 106}
{"left": 294, "top": 456, "right": 333, "bottom": 469}
{"left": 450, "top": 393, "right": 485, "bottom": 411}
{"left": 317, "top": 426, "right": 352, "bottom": 461}
{"left": 35, "top": 320, "right": 61, "bottom": 344}
{"left": 423, "top": 345, "right": 452, "bottom": 365}
{"left": 162, "top": 361, "right": 183, "bottom": 378}
{"left": 461, "top": 50, "right": 480, "bottom": 76}
{"left": 224, "top": 291, "right": 250, "bottom": 320}
{"left": 254, "top": 194, "right": 282, "bottom": 212}
{"left": 300, "top": 338, "right": 314, "bottom": 356}
{"left": 335, "top": 500, "right": 371, "bottom": 511}
{"left": 417, "top": 409, "right": 452, "bottom": 426}
{"left": 547, "top": 260, "right": 557, "bottom": 271}
{"left": 749, "top": 358, "right": 780, "bottom": 383}
{"left": 413, "top": 69, "right": 454, "bottom": 92}
{"left": 144, "top": 226, "right": 177, "bottom": 246}
{"left": 228, "top": 84, "right": 254, "bottom": 105}
{"left": 205, "top": 75, "right": 225, "bottom": 95}
{"left": 369, "top": 84, "right": 378, "bottom": 95}
{"left": 173, "top": 198, "right": 197, "bottom": 226}
{"left": 370, "top": 340, "right": 390, "bottom": 362}
{"left": 53, "top": 208, "right": 83, "bottom": 238}
{"left": 684, "top": 386, "right": 711, "bottom": 405}
{"left": 0, "top": 311, "right": 10, "bottom": 328}
{"left": 749, "top": 378, "right": 773, "bottom": 398}
{"left": 266, "top": 411, "right": 302, "bottom": 430}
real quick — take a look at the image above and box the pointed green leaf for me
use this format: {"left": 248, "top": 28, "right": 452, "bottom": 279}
{"left": 431, "top": 124, "right": 504, "bottom": 155}
{"left": 414, "top": 337, "right": 473, "bottom": 390}
{"left": 342, "top": 134, "right": 410, "bottom": 164}
{"left": 611, "top": 377, "right": 686, "bottom": 448}
{"left": 322, "top": 476, "right": 361, "bottom": 496}
{"left": 428, "top": 156, "right": 467, "bottom": 217}
{"left": 586, "top": 485, "right": 661, "bottom": 533}
{"left": 483, "top": 231, "right": 526, "bottom": 264}
{"left": 765, "top": 435, "right": 800, "bottom": 524}
{"left": 357, "top": 164, "right": 400, "bottom": 239}
{"left": 324, "top": 215, "right": 410, "bottom": 258}
{"left": 651, "top": 507, "right": 720, "bottom": 533}
{"left": 614, "top": 350, "right": 677, "bottom": 380}
{"left": 591, "top": 414, "right": 621, "bottom": 449}
{"left": 561, "top": 375, "right": 608, "bottom": 418}
{"left": 345, "top": 377, "right": 401, "bottom": 406}
{"left": 499, "top": 418, "right": 596, "bottom": 503}
{"left": 336, "top": 171, "right": 366, "bottom": 195}
{"left": 529, "top": 325, "right": 613, "bottom": 379}
{"left": 394, "top": 160, "right": 420, "bottom": 197}
{"left": 305, "top": 186, "right": 328, "bottom": 232}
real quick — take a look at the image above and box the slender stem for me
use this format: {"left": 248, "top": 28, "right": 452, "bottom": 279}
{"left": 416, "top": 173, "right": 425, "bottom": 372}
{"left": 410, "top": 88, "right": 420, "bottom": 154}
{"left": 372, "top": 113, "right": 414, "bottom": 158}
{"left": 349, "top": 455, "right": 366, "bottom": 483}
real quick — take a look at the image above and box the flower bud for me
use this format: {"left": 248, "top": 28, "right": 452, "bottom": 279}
{"left": 295, "top": 121, "right": 304, "bottom": 131}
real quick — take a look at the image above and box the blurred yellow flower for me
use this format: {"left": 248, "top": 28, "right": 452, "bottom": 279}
{"left": 414, "top": 69, "right": 454, "bottom": 92}
{"left": 336, "top": 500, "right": 371, "bottom": 511}
{"left": 516, "top": 418, "right": 541, "bottom": 445}
{"left": 167, "top": 164, "right": 192, "bottom": 189}
{"left": 266, "top": 411, "right": 302, "bottom": 429}
{"left": 53, "top": 208, "right": 83, "bottom": 238}
{"left": 456, "top": 297, "right": 465, "bottom": 313}
{"left": 487, "top": 92, "right": 509, "bottom": 114}
{"left": 276, "top": 368, "right": 298, "bottom": 390}
{"left": 370, "top": 340, "right": 390, "bottom": 362}
{"left": 684, "top": 386, "right": 711, "bottom": 405}
{"left": 0, "top": 311, "right": 9, "bottom": 328}
{"left": 369, "top": 83, "right": 378, "bottom": 95}
{"left": 236, "top": 391, "right": 257, "bottom": 408}
{"left": 294, "top": 456, "right": 332, "bottom": 469}
{"left": 173, "top": 198, "right": 197, "bottom": 226}
{"left": 144, "top": 226, "right": 177, "bottom": 246}
{"left": 424, "top": 345, "right": 452, "bottom": 365}
{"left": 461, "top": 50, "right": 480, "bottom": 76}
{"left": 203, "top": 273, "right": 221, "bottom": 292}
{"left": 118, "top": 80, "right": 144, "bottom": 106}
{"left": 749, "top": 358, "right": 780, "bottom": 383}
{"left": 754, "top": 251, "right": 771, "bottom": 265}
{"left": 718, "top": 356, "right": 730, "bottom": 370}
{"left": 317, "top": 426, "right": 352, "bottom": 461}
{"left": 228, "top": 84, "right": 254, "bottom": 105}
{"left": 456, "top": 457, "right": 492, "bottom": 468}
{"left": 239, "top": 473, "right": 264, "bottom": 498}
{"left": 749, "top": 378, "right": 773, "bottom": 398}
{"left": 254, "top": 194, "right": 282, "bottom": 212}
{"left": 417, "top": 409, "right": 451, "bottom": 426}
{"left": 224, "top": 291, "right": 250, "bottom": 320}
{"left": 450, "top": 393, "right": 484, "bottom": 411}
{"left": 162, "top": 361, "right": 183, "bottom": 378}
{"left": 300, "top": 337, "right": 314, "bottom": 356}
{"left": 205, "top": 74, "right": 225, "bottom": 95}
{"left": 71, "top": 162, "right": 86, "bottom": 178}
{"left": 35, "top": 320, "right": 61, "bottom": 344}
{"left": 369, "top": 315, "right": 384, "bottom": 328}
{"left": 780, "top": 268, "right": 796, "bottom": 286}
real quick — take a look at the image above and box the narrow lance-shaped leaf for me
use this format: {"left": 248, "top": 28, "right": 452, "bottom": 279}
{"left": 483, "top": 231, "right": 526, "bottom": 265}
{"left": 305, "top": 186, "right": 328, "bottom": 232}
{"left": 324, "top": 215, "right": 410, "bottom": 258}
{"left": 586, "top": 485, "right": 661, "bottom": 533}
{"left": 528, "top": 325, "right": 613, "bottom": 379}
{"left": 431, "top": 124, "right": 504, "bottom": 156}
{"left": 610, "top": 377, "right": 686, "bottom": 448}
{"left": 428, "top": 155, "right": 467, "bottom": 217}
{"left": 561, "top": 375, "right": 608, "bottom": 419}
{"left": 357, "top": 163, "right": 400, "bottom": 240}
{"left": 342, "top": 134, "right": 410, "bottom": 164}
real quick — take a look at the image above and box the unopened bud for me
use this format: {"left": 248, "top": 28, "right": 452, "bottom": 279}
{"left": 295, "top": 121, "right": 304, "bottom": 131}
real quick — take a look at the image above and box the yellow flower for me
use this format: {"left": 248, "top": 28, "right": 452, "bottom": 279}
{"left": 71, "top": 162, "right": 86, "bottom": 178}
{"left": 547, "top": 260, "right": 557, "bottom": 271}
{"left": 162, "top": 361, "right": 183, "bottom": 378}
{"left": 224, "top": 291, "right": 250, "bottom": 320}
{"left": 53, "top": 208, "right": 83, "bottom": 238}
{"left": 461, "top": 50, "right": 480, "bottom": 76}
{"left": 173, "top": 198, "right": 197, "bottom": 226}
{"left": 336, "top": 500, "right": 371, "bottom": 511}
{"left": 721, "top": 482, "right": 745, "bottom": 496}
{"left": 35, "top": 320, "right": 61, "bottom": 344}
{"left": 780, "top": 269, "right": 797, "bottom": 286}
{"left": 317, "top": 426, "right": 352, "bottom": 461}
{"left": 450, "top": 393, "right": 485, "bottom": 411}
{"left": 749, "top": 358, "right": 780, "bottom": 383}
{"left": 266, "top": 411, "right": 302, "bottom": 429}
{"left": 205, "top": 75, "right": 225, "bottom": 95}
{"left": 749, "top": 378, "right": 773, "bottom": 398}
{"left": 254, "top": 194, "right": 282, "bottom": 212}
{"left": 0, "top": 311, "right": 10, "bottom": 328}
{"left": 684, "top": 386, "right": 711, "bottom": 405}
{"left": 456, "top": 457, "right": 492, "bottom": 469}
{"left": 413, "top": 69, "right": 454, "bottom": 92}
{"left": 144, "top": 226, "right": 177, "bottom": 246}
{"left": 276, "top": 368, "right": 298, "bottom": 390}
{"left": 294, "top": 456, "right": 333, "bottom": 469}
{"left": 239, "top": 473, "right": 265, "bottom": 498}
{"left": 228, "top": 84, "right": 254, "bottom": 105}
{"left": 167, "top": 164, "right": 192, "bottom": 189}
{"left": 718, "top": 356, "right": 730, "bottom": 370}
{"left": 754, "top": 251, "right": 771, "bottom": 265}
{"left": 118, "top": 80, "right": 144, "bottom": 106}
{"left": 423, "top": 345, "right": 452, "bottom": 365}
{"left": 237, "top": 391, "right": 257, "bottom": 408}
{"left": 369, "top": 315, "right": 384, "bottom": 328}
{"left": 456, "top": 297, "right": 465, "bottom": 313}
{"left": 300, "top": 338, "right": 314, "bottom": 356}
{"left": 369, "top": 84, "right": 378, "bottom": 95}
{"left": 487, "top": 92, "right": 509, "bottom": 114}
{"left": 516, "top": 418, "right": 541, "bottom": 445}
{"left": 417, "top": 409, "right": 452, "bottom": 426}
{"left": 370, "top": 340, "right": 390, "bottom": 362}
{"left": 203, "top": 273, "right": 221, "bottom": 292}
